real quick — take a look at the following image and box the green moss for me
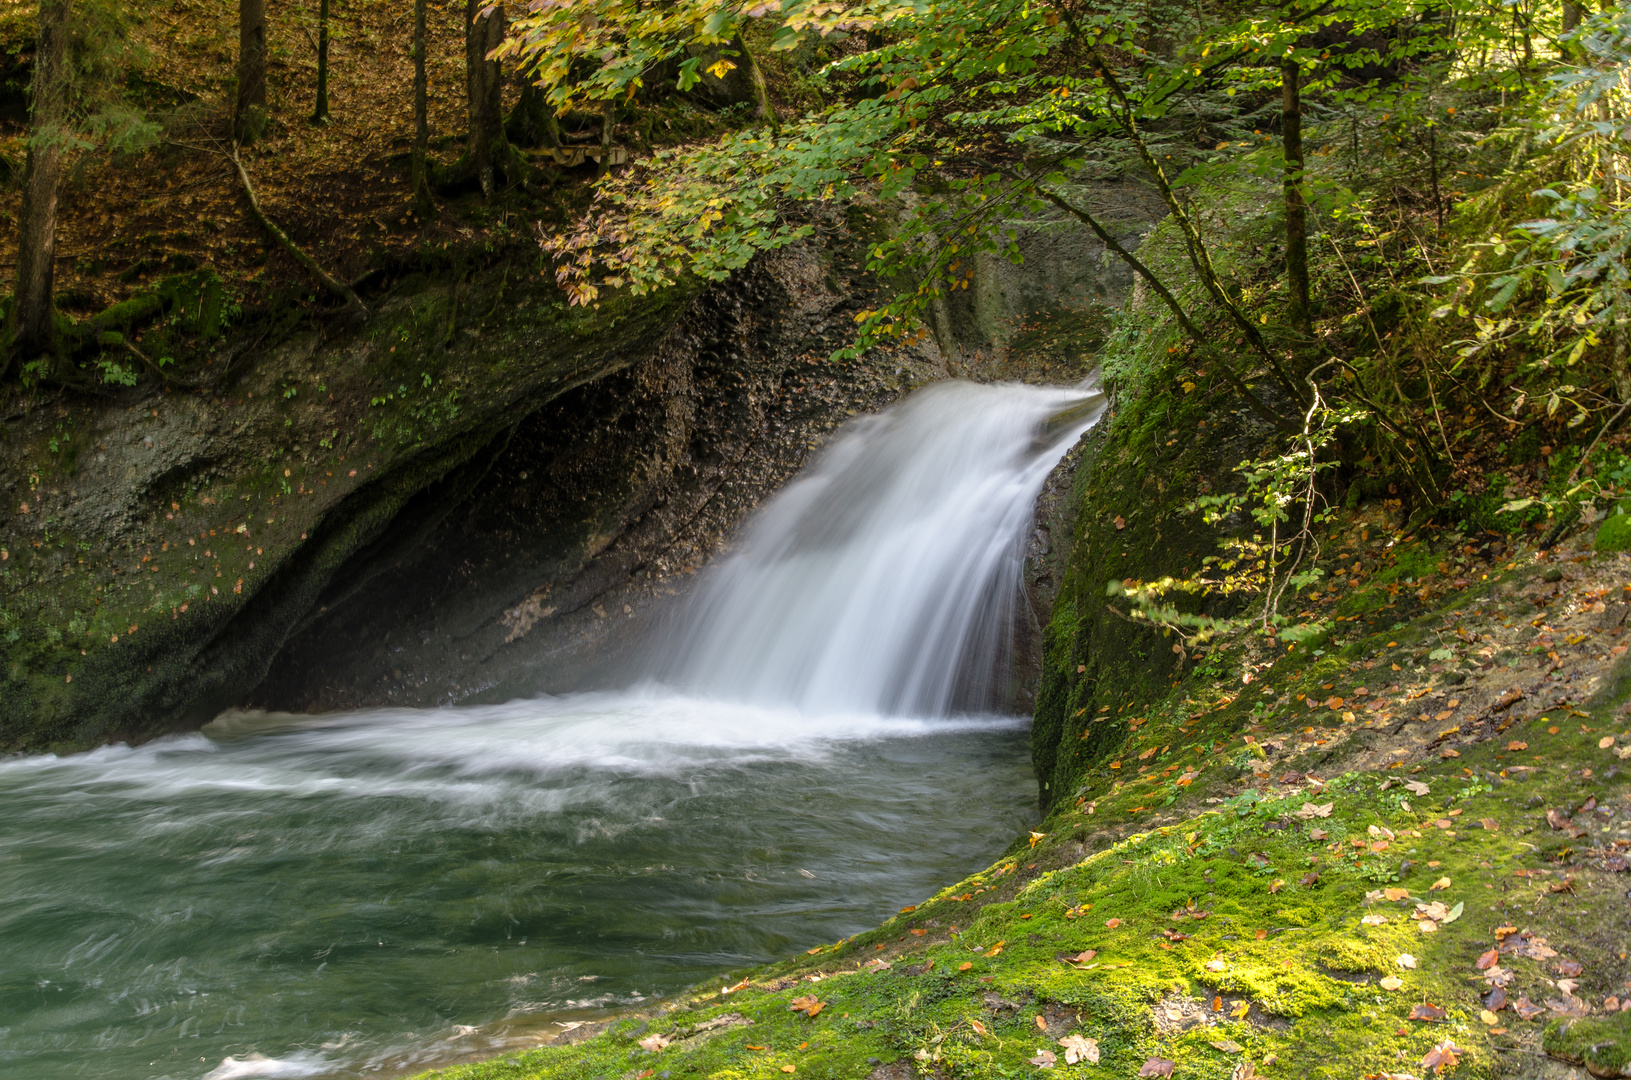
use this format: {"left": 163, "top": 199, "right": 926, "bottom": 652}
{"left": 1543, "top": 1011, "right": 1631, "bottom": 1075}
{"left": 1596, "top": 507, "right": 1631, "bottom": 553}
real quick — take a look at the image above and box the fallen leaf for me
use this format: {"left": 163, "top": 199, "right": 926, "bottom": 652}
{"left": 1476, "top": 949, "right": 1499, "bottom": 970}
{"left": 1065, "top": 950, "right": 1098, "bottom": 964}
{"left": 1398, "top": 953, "right": 1417, "bottom": 969}
{"left": 638, "top": 1034, "right": 670, "bottom": 1052}
{"left": 1295, "top": 802, "right": 1334, "bottom": 819}
{"left": 1113, "top": 516, "right": 1126, "bottom": 531}
{"left": 1418, "top": 920, "right": 1439, "bottom": 934}
{"left": 1029, "top": 1049, "right": 1057, "bottom": 1068}
{"left": 1494, "top": 924, "right": 1518, "bottom": 939}
{"left": 1300, "top": 871, "right": 1321, "bottom": 887}
{"left": 959, "top": 962, "right": 973, "bottom": 971}
{"left": 1601, "top": 736, "right": 1616, "bottom": 749}
{"left": 1479, "top": 1009, "right": 1498, "bottom": 1026}
{"left": 1059, "top": 1034, "right": 1100, "bottom": 1065}
{"left": 1139, "top": 1058, "right": 1176, "bottom": 1078}
{"left": 1483, "top": 986, "right": 1507, "bottom": 1011}
{"left": 1230, "top": 1000, "right": 1250, "bottom": 1019}
{"left": 1404, "top": 780, "right": 1431, "bottom": 796}
{"left": 1478, "top": 818, "right": 1499, "bottom": 831}
{"left": 1383, "top": 887, "right": 1410, "bottom": 901}
{"left": 1513, "top": 997, "right": 1544, "bottom": 1020}
{"left": 1362, "top": 914, "right": 1389, "bottom": 926}
{"left": 747, "top": 1044, "right": 767, "bottom": 1050}
{"left": 971, "top": 1019, "right": 989, "bottom": 1037}
{"left": 782, "top": 1066, "right": 796, "bottom": 1074}
{"left": 1441, "top": 902, "right": 1464, "bottom": 925}
{"left": 1105, "top": 919, "right": 1122, "bottom": 929}
{"left": 1429, "top": 877, "right": 1451, "bottom": 891}
{"left": 790, "top": 996, "right": 825, "bottom": 1018}
{"left": 1206, "top": 958, "right": 1227, "bottom": 972}
{"left": 1556, "top": 959, "right": 1583, "bottom": 977}
{"left": 1421, "top": 1038, "right": 1462, "bottom": 1074}
{"left": 1507, "top": 740, "right": 1528, "bottom": 751}
{"left": 1269, "top": 879, "right": 1285, "bottom": 893}
{"left": 1379, "top": 975, "right": 1404, "bottom": 990}
{"left": 1210, "top": 1039, "right": 1244, "bottom": 1053}
{"left": 1408, "top": 1002, "right": 1447, "bottom": 1022}
{"left": 1310, "top": 828, "right": 1329, "bottom": 840}
{"left": 986, "top": 941, "right": 1006, "bottom": 957}
{"left": 1035, "top": 1015, "right": 1048, "bottom": 1031}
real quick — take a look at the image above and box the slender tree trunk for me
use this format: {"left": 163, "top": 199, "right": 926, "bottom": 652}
{"left": 411, "top": 0, "right": 432, "bottom": 210}
{"left": 464, "top": 0, "right": 507, "bottom": 198}
{"left": 311, "top": 0, "right": 330, "bottom": 123}
{"left": 739, "top": 36, "right": 779, "bottom": 133}
{"left": 599, "top": 98, "right": 615, "bottom": 177}
{"left": 1281, "top": 57, "right": 1311, "bottom": 336}
{"left": 235, "top": 0, "right": 267, "bottom": 143}
{"left": 11, "top": 0, "right": 73, "bottom": 361}
{"left": 1561, "top": 0, "right": 1582, "bottom": 58}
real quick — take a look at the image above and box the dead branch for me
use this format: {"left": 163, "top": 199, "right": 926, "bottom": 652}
{"left": 229, "top": 147, "right": 366, "bottom": 315}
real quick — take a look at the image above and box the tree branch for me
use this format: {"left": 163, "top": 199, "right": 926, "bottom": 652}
{"left": 1032, "top": 183, "right": 1296, "bottom": 434}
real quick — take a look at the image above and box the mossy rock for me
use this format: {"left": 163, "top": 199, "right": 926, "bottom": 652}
{"left": 1596, "top": 509, "right": 1631, "bottom": 553}
{"left": 1543, "top": 1011, "right": 1631, "bottom": 1077}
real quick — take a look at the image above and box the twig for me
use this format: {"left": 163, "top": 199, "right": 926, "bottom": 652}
{"left": 117, "top": 337, "right": 209, "bottom": 389}
{"left": 1566, "top": 399, "right": 1631, "bottom": 486}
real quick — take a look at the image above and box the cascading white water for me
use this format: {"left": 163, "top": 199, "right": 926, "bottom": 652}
{"left": 0, "top": 375, "right": 1107, "bottom": 1080}
{"left": 652, "top": 377, "right": 1106, "bottom": 715}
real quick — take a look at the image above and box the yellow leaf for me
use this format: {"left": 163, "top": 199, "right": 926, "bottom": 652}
{"left": 707, "top": 59, "right": 737, "bottom": 79}
{"left": 1429, "top": 877, "right": 1451, "bottom": 891}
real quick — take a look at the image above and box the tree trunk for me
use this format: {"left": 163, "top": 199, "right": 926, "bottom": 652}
{"left": 599, "top": 97, "right": 615, "bottom": 177}
{"left": 11, "top": 0, "right": 73, "bottom": 361}
{"left": 235, "top": 0, "right": 267, "bottom": 143}
{"left": 507, "top": 75, "right": 560, "bottom": 148}
{"left": 411, "top": 0, "right": 432, "bottom": 211}
{"left": 1281, "top": 56, "right": 1311, "bottom": 336}
{"left": 464, "top": 0, "right": 507, "bottom": 198}
{"left": 740, "top": 36, "right": 780, "bottom": 133}
{"left": 311, "top": 0, "right": 330, "bottom": 123}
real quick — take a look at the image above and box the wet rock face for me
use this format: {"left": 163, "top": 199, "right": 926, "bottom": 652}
{"left": 251, "top": 247, "right": 930, "bottom": 711}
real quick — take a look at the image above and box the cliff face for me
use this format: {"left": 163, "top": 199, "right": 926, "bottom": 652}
{"left": 0, "top": 250, "right": 701, "bottom": 751}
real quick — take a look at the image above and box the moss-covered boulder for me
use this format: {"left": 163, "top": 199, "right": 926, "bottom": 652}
{"left": 1596, "top": 508, "right": 1631, "bottom": 553}
{"left": 1545, "top": 1011, "right": 1631, "bottom": 1077}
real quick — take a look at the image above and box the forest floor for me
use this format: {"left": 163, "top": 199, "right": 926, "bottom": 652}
{"left": 415, "top": 515, "right": 1631, "bottom": 1080}
{"left": 0, "top": 0, "right": 811, "bottom": 326}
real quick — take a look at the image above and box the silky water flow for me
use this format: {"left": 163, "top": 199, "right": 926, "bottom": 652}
{"left": 0, "top": 378, "right": 1105, "bottom": 1080}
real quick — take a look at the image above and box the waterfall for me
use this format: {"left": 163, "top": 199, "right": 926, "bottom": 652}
{"left": 651, "top": 377, "right": 1106, "bottom": 715}
{"left": 0, "top": 375, "right": 1106, "bottom": 1080}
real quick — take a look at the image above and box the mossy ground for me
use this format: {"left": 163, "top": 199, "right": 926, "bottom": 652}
{"left": 411, "top": 525, "right": 1631, "bottom": 1080}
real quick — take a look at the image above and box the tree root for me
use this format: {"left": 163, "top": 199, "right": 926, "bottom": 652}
{"left": 230, "top": 147, "right": 366, "bottom": 316}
